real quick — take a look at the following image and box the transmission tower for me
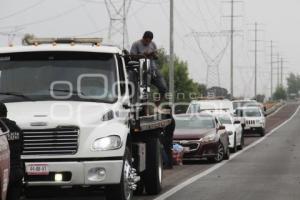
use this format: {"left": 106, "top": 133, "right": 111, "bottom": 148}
{"left": 190, "top": 31, "right": 230, "bottom": 88}
{"left": 104, "top": 0, "right": 132, "bottom": 49}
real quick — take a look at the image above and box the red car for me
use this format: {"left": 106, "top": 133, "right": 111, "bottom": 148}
{"left": 0, "top": 122, "right": 9, "bottom": 200}
{"left": 173, "top": 113, "right": 230, "bottom": 163}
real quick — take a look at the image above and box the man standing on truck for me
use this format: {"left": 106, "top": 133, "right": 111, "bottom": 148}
{"left": 0, "top": 103, "right": 23, "bottom": 200}
{"left": 130, "top": 31, "right": 168, "bottom": 103}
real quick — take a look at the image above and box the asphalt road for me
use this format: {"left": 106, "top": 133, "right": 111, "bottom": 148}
{"left": 25, "top": 103, "right": 299, "bottom": 200}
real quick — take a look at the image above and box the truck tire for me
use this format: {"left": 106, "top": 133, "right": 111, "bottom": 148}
{"left": 105, "top": 148, "right": 134, "bottom": 200}
{"left": 143, "top": 137, "right": 163, "bottom": 195}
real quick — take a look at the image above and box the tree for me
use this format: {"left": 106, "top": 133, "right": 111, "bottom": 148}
{"left": 272, "top": 86, "right": 287, "bottom": 100}
{"left": 255, "top": 94, "right": 265, "bottom": 103}
{"left": 207, "top": 87, "right": 228, "bottom": 97}
{"left": 286, "top": 73, "right": 300, "bottom": 97}
{"left": 157, "top": 50, "right": 203, "bottom": 102}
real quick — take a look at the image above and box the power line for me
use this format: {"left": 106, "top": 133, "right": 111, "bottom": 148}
{"left": 0, "top": 1, "right": 44, "bottom": 21}
{"left": 0, "top": 5, "right": 83, "bottom": 30}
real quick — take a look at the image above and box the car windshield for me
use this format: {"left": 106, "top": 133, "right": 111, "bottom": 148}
{"left": 244, "top": 109, "right": 261, "bottom": 117}
{"left": 236, "top": 109, "right": 261, "bottom": 117}
{"left": 218, "top": 115, "right": 232, "bottom": 124}
{"left": 233, "top": 101, "right": 255, "bottom": 110}
{"left": 175, "top": 116, "right": 215, "bottom": 129}
{"left": 0, "top": 52, "right": 118, "bottom": 103}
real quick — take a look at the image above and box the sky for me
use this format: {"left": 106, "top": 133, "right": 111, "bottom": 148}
{"left": 0, "top": 0, "right": 299, "bottom": 98}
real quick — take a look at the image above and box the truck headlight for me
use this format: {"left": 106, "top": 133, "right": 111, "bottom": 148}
{"left": 200, "top": 133, "right": 217, "bottom": 143}
{"left": 92, "top": 135, "right": 122, "bottom": 151}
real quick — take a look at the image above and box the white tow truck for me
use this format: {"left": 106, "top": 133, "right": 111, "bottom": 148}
{"left": 0, "top": 37, "right": 172, "bottom": 200}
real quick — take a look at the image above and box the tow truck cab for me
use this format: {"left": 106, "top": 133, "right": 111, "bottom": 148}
{"left": 0, "top": 38, "right": 171, "bottom": 200}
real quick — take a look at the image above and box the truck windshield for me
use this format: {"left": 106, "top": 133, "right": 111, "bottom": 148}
{"left": 0, "top": 51, "right": 118, "bottom": 103}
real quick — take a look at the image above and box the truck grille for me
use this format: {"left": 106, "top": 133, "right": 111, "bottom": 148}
{"left": 22, "top": 127, "right": 79, "bottom": 155}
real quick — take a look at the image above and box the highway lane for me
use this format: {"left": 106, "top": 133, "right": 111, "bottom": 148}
{"left": 135, "top": 103, "right": 299, "bottom": 200}
{"left": 160, "top": 103, "right": 300, "bottom": 200}
{"left": 24, "top": 103, "right": 299, "bottom": 200}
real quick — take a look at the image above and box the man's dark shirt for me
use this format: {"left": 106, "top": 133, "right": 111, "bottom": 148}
{"left": 1, "top": 118, "right": 23, "bottom": 167}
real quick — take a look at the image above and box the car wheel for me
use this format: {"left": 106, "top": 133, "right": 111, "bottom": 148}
{"left": 208, "top": 142, "right": 225, "bottom": 163}
{"left": 231, "top": 133, "right": 237, "bottom": 153}
{"left": 237, "top": 132, "right": 244, "bottom": 150}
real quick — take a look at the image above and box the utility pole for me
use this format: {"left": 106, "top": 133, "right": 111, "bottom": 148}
{"left": 270, "top": 40, "right": 273, "bottom": 99}
{"left": 250, "top": 22, "right": 263, "bottom": 98}
{"left": 222, "top": 0, "right": 243, "bottom": 99}
{"left": 230, "top": 0, "right": 234, "bottom": 99}
{"left": 122, "top": 0, "right": 126, "bottom": 49}
{"left": 254, "top": 22, "right": 258, "bottom": 98}
{"left": 277, "top": 53, "right": 280, "bottom": 88}
{"left": 169, "top": 0, "right": 175, "bottom": 104}
{"left": 280, "top": 57, "right": 283, "bottom": 86}
{"left": 270, "top": 40, "right": 274, "bottom": 99}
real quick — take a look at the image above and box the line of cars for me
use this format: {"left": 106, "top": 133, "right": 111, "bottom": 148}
{"left": 173, "top": 99, "right": 267, "bottom": 163}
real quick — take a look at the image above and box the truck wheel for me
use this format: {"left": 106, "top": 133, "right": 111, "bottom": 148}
{"left": 134, "top": 178, "right": 144, "bottom": 195}
{"left": 105, "top": 148, "right": 134, "bottom": 200}
{"left": 143, "top": 137, "right": 163, "bottom": 195}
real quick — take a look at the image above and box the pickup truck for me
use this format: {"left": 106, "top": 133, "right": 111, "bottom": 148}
{"left": 0, "top": 37, "right": 172, "bottom": 200}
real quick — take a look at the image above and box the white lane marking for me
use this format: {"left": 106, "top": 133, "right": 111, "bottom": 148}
{"left": 154, "top": 105, "right": 300, "bottom": 200}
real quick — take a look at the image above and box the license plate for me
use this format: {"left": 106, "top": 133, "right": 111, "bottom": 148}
{"left": 26, "top": 164, "right": 49, "bottom": 176}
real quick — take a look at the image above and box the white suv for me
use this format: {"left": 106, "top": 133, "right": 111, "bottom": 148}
{"left": 216, "top": 112, "right": 244, "bottom": 152}
{"left": 235, "top": 107, "right": 266, "bottom": 137}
